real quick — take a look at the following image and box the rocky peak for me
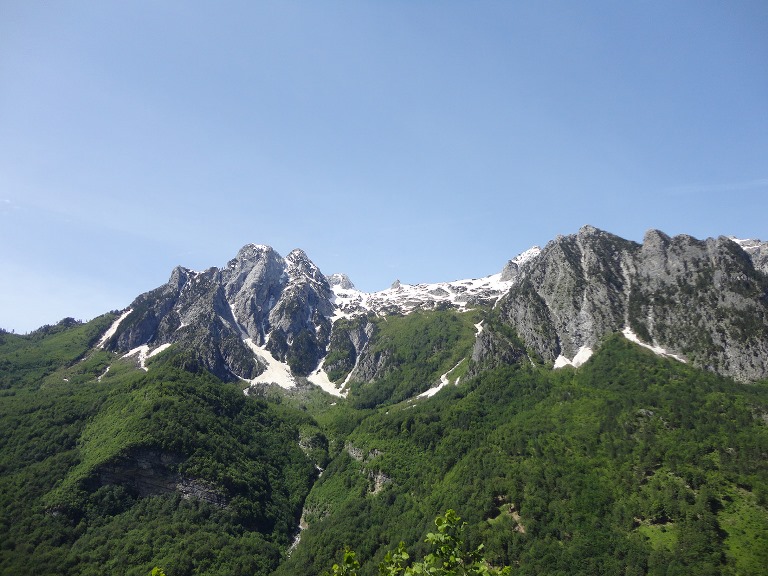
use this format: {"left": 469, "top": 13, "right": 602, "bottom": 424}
{"left": 168, "top": 266, "right": 192, "bottom": 291}
{"left": 232, "top": 243, "right": 276, "bottom": 262}
{"left": 577, "top": 223, "right": 602, "bottom": 238}
{"left": 500, "top": 246, "right": 541, "bottom": 281}
{"left": 286, "top": 249, "right": 325, "bottom": 284}
{"left": 104, "top": 244, "right": 335, "bottom": 380}
{"left": 327, "top": 273, "right": 355, "bottom": 290}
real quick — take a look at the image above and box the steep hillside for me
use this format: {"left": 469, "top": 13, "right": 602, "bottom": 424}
{"left": 0, "top": 318, "right": 326, "bottom": 576}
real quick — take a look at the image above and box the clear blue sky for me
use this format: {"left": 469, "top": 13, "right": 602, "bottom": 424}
{"left": 1, "top": 1, "right": 766, "bottom": 333}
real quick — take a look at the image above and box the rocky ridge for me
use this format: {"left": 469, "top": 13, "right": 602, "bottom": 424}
{"left": 489, "top": 226, "right": 768, "bottom": 382}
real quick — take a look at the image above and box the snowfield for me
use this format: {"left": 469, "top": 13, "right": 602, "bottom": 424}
{"left": 332, "top": 271, "right": 518, "bottom": 319}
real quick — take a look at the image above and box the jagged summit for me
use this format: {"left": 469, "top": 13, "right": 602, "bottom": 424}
{"left": 100, "top": 242, "right": 541, "bottom": 392}
{"left": 286, "top": 248, "right": 325, "bottom": 283}
{"left": 500, "top": 245, "right": 542, "bottom": 281}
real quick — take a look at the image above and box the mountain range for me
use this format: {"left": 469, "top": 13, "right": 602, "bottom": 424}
{"left": 101, "top": 225, "right": 768, "bottom": 397}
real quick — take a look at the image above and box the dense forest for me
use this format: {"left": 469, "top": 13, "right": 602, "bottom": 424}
{"left": 1, "top": 310, "right": 767, "bottom": 575}
{"left": 0, "top": 317, "right": 323, "bottom": 575}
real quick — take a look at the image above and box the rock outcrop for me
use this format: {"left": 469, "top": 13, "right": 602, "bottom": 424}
{"left": 327, "top": 273, "right": 355, "bottom": 290}
{"left": 96, "top": 449, "right": 227, "bottom": 507}
{"left": 323, "top": 316, "right": 376, "bottom": 383}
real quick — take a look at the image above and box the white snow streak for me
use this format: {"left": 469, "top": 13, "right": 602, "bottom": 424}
{"left": 122, "top": 345, "right": 150, "bottom": 371}
{"left": 121, "top": 343, "right": 172, "bottom": 371}
{"left": 622, "top": 328, "right": 687, "bottom": 363}
{"left": 149, "top": 343, "right": 172, "bottom": 358}
{"left": 729, "top": 237, "right": 761, "bottom": 253}
{"left": 241, "top": 339, "right": 346, "bottom": 397}
{"left": 307, "top": 366, "right": 346, "bottom": 398}
{"left": 418, "top": 359, "right": 465, "bottom": 399}
{"left": 228, "top": 302, "right": 247, "bottom": 338}
{"left": 243, "top": 339, "right": 297, "bottom": 390}
{"left": 98, "top": 309, "right": 133, "bottom": 348}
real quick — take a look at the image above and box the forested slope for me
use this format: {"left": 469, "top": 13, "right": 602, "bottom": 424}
{"left": 2, "top": 311, "right": 767, "bottom": 576}
{"left": 0, "top": 318, "right": 325, "bottom": 576}
{"left": 280, "top": 334, "right": 768, "bottom": 576}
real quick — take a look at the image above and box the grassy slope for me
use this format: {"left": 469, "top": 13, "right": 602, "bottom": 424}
{"left": 345, "top": 309, "right": 480, "bottom": 408}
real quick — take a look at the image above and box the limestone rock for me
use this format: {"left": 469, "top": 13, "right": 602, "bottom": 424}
{"left": 492, "top": 226, "right": 768, "bottom": 382}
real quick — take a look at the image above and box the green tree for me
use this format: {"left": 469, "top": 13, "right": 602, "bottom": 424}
{"left": 327, "top": 511, "right": 510, "bottom": 576}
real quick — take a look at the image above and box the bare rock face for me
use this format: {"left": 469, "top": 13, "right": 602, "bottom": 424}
{"left": 103, "top": 245, "right": 335, "bottom": 380}
{"left": 324, "top": 316, "right": 376, "bottom": 383}
{"left": 350, "top": 346, "right": 393, "bottom": 384}
{"left": 494, "top": 226, "right": 768, "bottom": 382}
{"left": 327, "top": 273, "right": 355, "bottom": 290}
{"left": 500, "top": 260, "right": 521, "bottom": 283}
{"left": 497, "top": 226, "right": 638, "bottom": 361}
{"left": 469, "top": 326, "right": 527, "bottom": 375}
{"left": 222, "top": 244, "right": 288, "bottom": 342}
{"left": 629, "top": 232, "right": 768, "bottom": 381}
{"left": 96, "top": 449, "right": 227, "bottom": 507}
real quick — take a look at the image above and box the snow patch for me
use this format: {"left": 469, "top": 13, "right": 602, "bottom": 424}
{"left": 122, "top": 345, "right": 150, "bottom": 371}
{"left": 307, "top": 366, "right": 346, "bottom": 398}
{"left": 622, "top": 328, "right": 687, "bottom": 363}
{"left": 121, "top": 343, "right": 172, "bottom": 371}
{"left": 554, "top": 346, "right": 593, "bottom": 369}
{"left": 329, "top": 246, "right": 539, "bottom": 319}
{"left": 729, "top": 236, "right": 762, "bottom": 253}
{"left": 228, "top": 301, "right": 247, "bottom": 338}
{"left": 148, "top": 343, "right": 172, "bottom": 358}
{"left": 417, "top": 359, "right": 465, "bottom": 399}
{"left": 98, "top": 309, "right": 133, "bottom": 348}
{"left": 243, "top": 339, "right": 297, "bottom": 390}
{"left": 242, "top": 339, "right": 346, "bottom": 397}
{"left": 511, "top": 245, "right": 542, "bottom": 267}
